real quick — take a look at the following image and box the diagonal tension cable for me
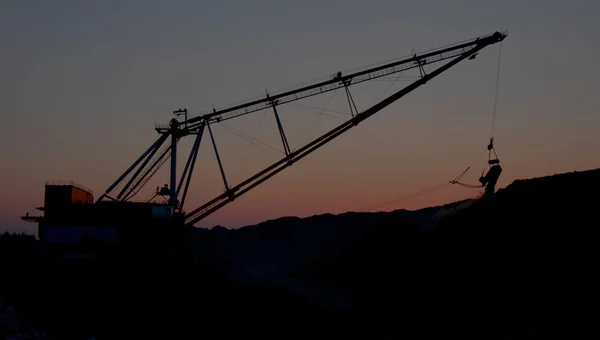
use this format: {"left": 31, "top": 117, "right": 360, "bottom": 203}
{"left": 354, "top": 182, "right": 451, "bottom": 213}
{"left": 217, "top": 122, "right": 284, "bottom": 159}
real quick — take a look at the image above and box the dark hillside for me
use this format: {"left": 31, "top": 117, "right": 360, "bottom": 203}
{"left": 0, "top": 237, "right": 340, "bottom": 339}
{"left": 436, "top": 168, "right": 600, "bottom": 337}
{"left": 317, "top": 168, "right": 600, "bottom": 337}
{"left": 2, "top": 169, "right": 600, "bottom": 338}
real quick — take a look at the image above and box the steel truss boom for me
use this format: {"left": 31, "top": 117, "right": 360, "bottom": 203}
{"left": 182, "top": 31, "right": 504, "bottom": 131}
{"left": 183, "top": 31, "right": 507, "bottom": 226}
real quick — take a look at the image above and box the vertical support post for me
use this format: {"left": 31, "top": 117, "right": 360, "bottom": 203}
{"left": 267, "top": 92, "right": 291, "bottom": 155}
{"left": 170, "top": 122, "right": 178, "bottom": 207}
{"left": 179, "top": 124, "right": 205, "bottom": 212}
{"left": 176, "top": 123, "right": 205, "bottom": 198}
{"left": 344, "top": 83, "right": 359, "bottom": 118}
{"left": 207, "top": 122, "right": 230, "bottom": 192}
{"left": 411, "top": 50, "right": 427, "bottom": 78}
{"left": 418, "top": 60, "right": 427, "bottom": 77}
{"left": 272, "top": 103, "right": 291, "bottom": 155}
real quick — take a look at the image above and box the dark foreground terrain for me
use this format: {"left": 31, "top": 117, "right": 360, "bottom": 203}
{"left": 2, "top": 168, "right": 600, "bottom": 339}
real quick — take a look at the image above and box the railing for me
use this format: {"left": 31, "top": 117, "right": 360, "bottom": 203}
{"left": 45, "top": 180, "right": 94, "bottom": 194}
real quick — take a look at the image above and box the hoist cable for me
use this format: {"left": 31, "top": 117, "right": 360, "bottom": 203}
{"left": 490, "top": 42, "right": 503, "bottom": 139}
{"left": 353, "top": 148, "right": 489, "bottom": 212}
{"left": 354, "top": 41, "right": 506, "bottom": 213}
{"left": 353, "top": 182, "right": 451, "bottom": 213}
{"left": 450, "top": 148, "right": 487, "bottom": 186}
{"left": 453, "top": 42, "right": 504, "bottom": 189}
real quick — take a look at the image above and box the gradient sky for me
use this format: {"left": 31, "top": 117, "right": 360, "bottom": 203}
{"left": 2, "top": 0, "right": 599, "bottom": 234}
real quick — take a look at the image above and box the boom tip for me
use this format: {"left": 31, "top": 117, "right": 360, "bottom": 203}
{"left": 493, "top": 30, "right": 508, "bottom": 41}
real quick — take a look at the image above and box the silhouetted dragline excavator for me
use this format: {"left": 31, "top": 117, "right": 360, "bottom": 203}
{"left": 90, "top": 31, "right": 507, "bottom": 226}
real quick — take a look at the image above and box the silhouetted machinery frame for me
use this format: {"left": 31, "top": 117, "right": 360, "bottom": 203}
{"left": 96, "top": 31, "right": 507, "bottom": 226}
